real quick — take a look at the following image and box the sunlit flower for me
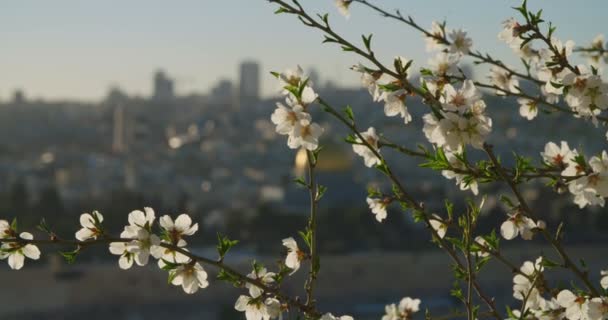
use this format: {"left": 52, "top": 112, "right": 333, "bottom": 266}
{"left": 170, "top": 262, "right": 209, "bottom": 294}
{"left": 321, "top": 313, "right": 354, "bottom": 320}
{"left": 0, "top": 220, "right": 14, "bottom": 239}
{"left": 442, "top": 151, "right": 479, "bottom": 195}
{"left": 429, "top": 214, "right": 447, "bottom": 239}
{"left": 335, "top": 0, "right": 351, "bottom": 19}
{"left": 448, "top": 29, "right": 473, "bottom": 55}
{"left": 0, "top": 232, "right": 40, "bottom": 270}
{"left": 557, "top": 289, "right": 588, "bottom": 320}
{"left": 513, "top": 257, "right": 544, "bottom": 309}
{"left": 235, "top": 295, "right": 281, "bottom": 320}
{"left": 246, "top": 266, "right": 276, "bottom": 298}
{"left": 109, "top": 229, "right": 136, "bottom": 270}
{"left": 382, "top": 297, "right": 421, "bottom": 320}
{"left": 383, "top": 89, "right": 412, "bottom": 124}
{"left": 282, "top": 237, "right": 305, "bottom": 274}
{"left": 287, "top": 119, "right": 324, "bottom": 151}
{"left": 271, "top": 102, "right": 311, "bottom": 135}
{"left": 518, "top": 98, "right": 538, "bottom": 120}
{"left": 425, "top": 21, "right": 446, "bottom": 52}
{"left": 473, "top": 236, "right": 491, "bottom": 258}
{"left": 367, "top": 197, "right": 388, "bottom": 222}
{"left": 441, "top": 80, "right": 481, "bottom": 114}
{"left": 128, "top": 207, "right": 156, "bottom": 228}
{"left": 75, "top": 211, "right": 104, "bottom": 241}
{"left": 489, "top": 66, "right": 519, "bottom": 95}
{"left": 428, "top": 52, "right": 460, "bottom": 77}
{"left": 500, "top": 212, "right": 538, "bottom": 240}
{"left": 278, "top": 66, "right": 304, "bottom": 90}
{"left": 160, "top": 214, "right": 199, "bottom": 243}
{"left": 352, "top": 127, "right": 381, "bottom": 167}
{"left": 541, "top": 141, "right": 577, "bottom": 169}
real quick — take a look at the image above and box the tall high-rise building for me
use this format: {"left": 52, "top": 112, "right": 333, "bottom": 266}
{"left": 153, "top": 70, "right": 174, "bottom": 102}
{"left": 238, "top": 61, "right": 260, "bottom": 108}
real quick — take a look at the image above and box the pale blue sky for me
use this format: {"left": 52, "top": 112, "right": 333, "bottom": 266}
{"left": 0, "top": 0, "right": 606, "bottom": 101}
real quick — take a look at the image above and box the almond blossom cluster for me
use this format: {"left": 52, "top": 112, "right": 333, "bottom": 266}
{"left": 351, "top": 58, "right": 414, "bottom": 124}
{"left": 0, "top": 220, "right": 40, "bottom": 270}
{"left": 422, "top": 80, "right": 492, "bottom": 153}
{"left": 498, "top": 16, "right": 608, "bottom": 129}
{"left": 382, "top": 297, "right": 421, "bottom": 320}
{"left": 271, "top": 66, "right": 323, "bottom": 151}
{"left": 542, "top": 141, "right": 608, "bottom": 208}
{"left": 508, "top": 257, "right": 608, "bottom": 320}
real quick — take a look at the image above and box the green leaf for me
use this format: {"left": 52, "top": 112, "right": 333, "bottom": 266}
{"left": 10, "top": 218, "right": 17, "bottom": 232}
{"left": 59, "top": 249, "right": 80, "bottom": 264}
{"left": 274, "top": 7, "right": 289, "bottom": 14}
{"left": 316, "top": 184, "right": 328, "bottom": 201}
{"left": 294, "top": 177, "right": 308, "bottom": 188}
{"left": 343, "top": 105, "right": 355, "bottom": 121}
{"left": 217, "top": 233, "right": 239, "bottom": 260}
{"left": 217, "top": 268, "right": 242, "bottom": 287}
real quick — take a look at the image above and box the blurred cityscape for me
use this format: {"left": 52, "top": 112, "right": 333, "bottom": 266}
{"left": 1, "top": 60, "right": 607, "bottom": 319}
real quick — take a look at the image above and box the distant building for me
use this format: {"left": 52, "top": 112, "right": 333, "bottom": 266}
{"left": 105, "top": 86, "right": 129, "bottom": 106}
{"left": 210, "top": 79, "right": 234, "bottom": 105}
{"left": 238, "top": 61, "right": 260, "bottom": 108}
{"left": 153, "top": 70, "right": 174, "bottom": 102}
{"left": 112, "top": 105, "right": 129, "bottom": 153}
{"left": 13, "top": 89, "right": 25, "bottom": 105}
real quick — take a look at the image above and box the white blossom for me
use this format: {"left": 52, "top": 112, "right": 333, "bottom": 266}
{"left": 367, "top": 197, "right": 388, "bottom": 222}
{"left": 159, "top": 214, "right": 198, "bottom": 242}
{"left": 352, "top": 63, "right": 384, "bottom": 101}
{"left": 428, "top": 52, "right": 460, "bottom": 77}
{"left": 246, "top": 267, "right": 276, "bottom": 298}
{"left": 563, "top": 71, "right": 608, "bottom": 120}
{"left": 500, "top": 212, "right": 538, "bottom": 240}
{"left": 489, "top": 66, "right": 520, "bottom": 95}
{"left": 335, "top": 0, "right": 351, "bottom": 19}
{"left": 0, "top": 220, "right": 13, "bottom": 239}
{"left": 382, "top": 297, "right": 421, "bottom": 320}
{"left": 75, "top": 211, "right": 104, "bottom": 241}
{"left": 0, "top": 232, "right": 40, "bottom": 270}
{"left": 282, "top": 237, "right": 304, "bottom": 274}
{"left": 586, "top": 297, "right": 608, "bottom": 320}
{"left": 352, "top": 127, "right": 381, "bottom": 167}
{"left": 513, "top": 258, "right": 544, "bottom": 309}
{"left": 498, "top": 18, "right": 523, "bottom": 46}
{"left": 442, "top": 151, "right": 479, "bottom": 195}
{"left": 441, "top": 80, "right": 481, "bottom": 114}
{"left": 109, "top": 229, "right": 136, "bottom": 270}
{"left": 518, "top": 98, "right": 538, "bottom": 120}
{"left": 170, "top": 262, "right": 209, "bottom": 294}
{"left": 568, "top": 151, "right": 608, "bottom": 208}
{"left": 601, "top": 270, "right": 608, "bottom": 290}
{"left": 448, "top": 29, "right": 473, "bottom": 55}
{"left": 128, "top": 207, "right": 156, "bottom": 228}
{"left": 423, "top": 110, "right": 492, "bottom": 152}
{"left": 383, "top": 89, "right": 412, "bottom": 124}
{"left": 556, "top": 290, "right": 589, "bottom": 320}
{"left": 235, "top": 295, "right": 281, "bottom": 320}
{"left": 271, "top": 102, "right": 311, "bottom": 135}
{"left": 287, "top": 119, "right": 324, "bottom": 151}
{"left": 541, "top": 141, "right": 578, "bottom": 170}
{"left": 473, "top": 236, "right": 490, "bottom": 258}
{"left": 154, "top": 214, "right": 198, "bottom": 267}
{"left": 425, "top": 21, "right": 446, "bottom": 52}
{"left": 321, "top": 313, "right": 354, "bottom": 320}
{"left": 429, "top": 214, "right": 447, "bottom": 239}
{"left": 278, "top": 66, "right": 304, "bottom": 91}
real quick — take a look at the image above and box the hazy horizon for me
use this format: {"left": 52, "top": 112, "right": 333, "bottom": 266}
{"left": 1, "top": 0, "right": 606, "bottom": 101}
